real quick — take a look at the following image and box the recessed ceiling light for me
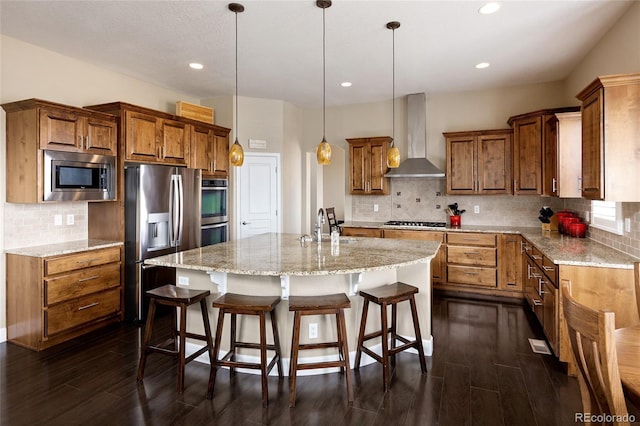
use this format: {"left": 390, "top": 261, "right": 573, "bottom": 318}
{"left": 189, "top": 62, "right": 204, "bottom": 70}
{"left": 479, "top": 2, "right": 500, "bottom": 14}
{"left": 341, "top": 81, "right": 352, "bottom": 87}
{"left": 475, "top": 62, "right": 490, "bottom": 69}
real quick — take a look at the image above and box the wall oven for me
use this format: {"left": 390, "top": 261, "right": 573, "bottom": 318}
{"left": 201, "top": 178, "right": 228, "bottom": 246}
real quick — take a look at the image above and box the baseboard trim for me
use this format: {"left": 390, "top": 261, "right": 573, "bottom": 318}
{"left": 0, "top": 327, "right": 7, "bottom": 343}
{"left": 186, "top": 334, "right": 433, "bottom": 376}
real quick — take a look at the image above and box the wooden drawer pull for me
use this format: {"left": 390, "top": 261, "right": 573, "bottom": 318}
{"left": 463, "top": 251, "right": 479, "bottom": 255}
{"left": 78, "top": 302, "right": 99, "bottom": 311}
{"left": 77, "top": 275, "right": 99, "bottom": 283}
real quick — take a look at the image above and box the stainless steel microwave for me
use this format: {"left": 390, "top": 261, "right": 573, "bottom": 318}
{"left": 44, "top": 150, "right": 116, "bottom": 202}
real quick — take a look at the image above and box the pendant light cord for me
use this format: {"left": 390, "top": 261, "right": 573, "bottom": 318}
{"left": 392, "top": 25, "right": 395, "bottom": 146}
{"left": 235, "top": 9, "right": 239, "bottom": 143}
{"left": 322, "top": 5, "right": 326, "bottom": 142}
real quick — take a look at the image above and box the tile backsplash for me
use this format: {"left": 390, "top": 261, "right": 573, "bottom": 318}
{"left": 353, "top": 179, "right": 563, "bottom": 228}
{"left": 352, "top": 179, "right": 640, "bottom": 260}
{"left": 3, "top": 202, "right": 88, "bottom": 249}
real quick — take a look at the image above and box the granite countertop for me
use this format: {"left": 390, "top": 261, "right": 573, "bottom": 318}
{"left": 145, "top": 232, "right": 440, "bottom": 276}
{"left": 5, "top": 239, "right": 123, "bottom": 258}
{"left": 342, "top": 221, "right": 638, "bottom": 269}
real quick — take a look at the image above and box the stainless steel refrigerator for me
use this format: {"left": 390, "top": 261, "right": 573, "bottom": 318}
{"left": 124, "top": 164, "right": 201, "bottom": 322}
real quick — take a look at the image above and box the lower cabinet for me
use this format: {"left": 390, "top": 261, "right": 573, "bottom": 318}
{"left": 6, "top": 246, "right": 122, "bottom": 351}
{"left": 382, "top": 229, "right": 445, "bottom": 284}
{"left": 445, "top": 232, "right": 498, "bottom": 288}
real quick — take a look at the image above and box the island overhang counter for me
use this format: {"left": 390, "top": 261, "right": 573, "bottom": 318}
{"left": 145, "top": 233, "right": 440, "bottom": 373}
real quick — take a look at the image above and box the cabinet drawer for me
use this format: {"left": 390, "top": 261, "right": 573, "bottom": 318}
{"left": 447, "top": 246, "right": 496, "bottom": 267}
{"left": 530, "top": 246, "right": 544, "bottom": 269}
{"left": 383, "top": 229, "right": 444, "bottom": 242}
{"left": 45, "top": 288, "right": 120, "bottom": 336}
{"left": 447, "top": 265, "right": 497, "bottom": 287}
{"left": 341, "top": 227, "right": 382, "bottom": 238}
{"left": 45, "top": 247, "right": 121, "bottom": 275}
{"left": 45, "top": 263, "right": 121, "bottom": 305}
{"left": 541, "top": 257, "right": 557, "bottom": 284}
{"left": 446, "top": 232, "right": 496, "bottom": 247}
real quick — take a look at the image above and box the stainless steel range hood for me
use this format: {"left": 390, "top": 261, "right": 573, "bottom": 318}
{"left": 384, "top": 93, "right": 445, "bottom": 178}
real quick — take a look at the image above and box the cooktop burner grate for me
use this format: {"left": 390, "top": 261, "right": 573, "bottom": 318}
{"left": 384, "top": 220, "right": 447, "bottom": 228}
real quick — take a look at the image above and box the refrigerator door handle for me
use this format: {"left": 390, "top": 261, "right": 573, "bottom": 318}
{"left": 169, "top": 174, "right": 180, "bottom": 247}
{"left": 176, "top": 173, "right": 184, "bottom": 246}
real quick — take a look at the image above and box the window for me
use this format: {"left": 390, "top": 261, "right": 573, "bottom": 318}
{"left": 590, "top": 200, "right": 623, "bottom": 235}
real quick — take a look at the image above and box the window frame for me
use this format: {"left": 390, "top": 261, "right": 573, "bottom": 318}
{"left": 590, "top": 200, "right": 623, "bottom": 235}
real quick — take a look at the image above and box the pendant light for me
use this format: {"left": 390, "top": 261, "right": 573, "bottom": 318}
{"left": 316, "top": 0, "right": 332, "bottom": 165}
{"left": 386, "top": 21, "right": 401, "bottom": 168}
{"left": 228, "top": 3, "right": 245, "bottom": 167}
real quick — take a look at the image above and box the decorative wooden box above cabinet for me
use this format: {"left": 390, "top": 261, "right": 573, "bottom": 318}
{"left": 1, "top": 99, "right": 117, "bottom": 203}
{"left": 190, "top": 124, "right": 230, "bottom": 178}
{"left": 347, "top": 137, "right": 391, "bottom": 195}
{"left": 545, "top": 111, "right": 582, "bottom": 198}
{"left": 576, "top": 73, "right": 640, "bottom": 201}
{"left": 6, "top": 245, "right": 123, "bottom": 351}
{"left": 444, "top": 129, "right": 513, "bottom": 195}
{"left": 508, "top": 107, "right": 578, "bottom": 195}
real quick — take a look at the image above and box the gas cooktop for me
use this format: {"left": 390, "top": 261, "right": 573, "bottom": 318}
{"left": 384, "top": 220, "right": 447, "bottom": 228}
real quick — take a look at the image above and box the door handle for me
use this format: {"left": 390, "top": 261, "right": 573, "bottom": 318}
{"left": 242, "top": 221, "right": 251, "bottom": 225}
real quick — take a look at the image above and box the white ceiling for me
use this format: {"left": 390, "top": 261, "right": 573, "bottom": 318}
{"left": 0, "top": 1, "right": 634, "bottom": 108}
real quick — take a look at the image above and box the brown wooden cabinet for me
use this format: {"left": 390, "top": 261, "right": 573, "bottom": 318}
{"left": 444, "top": 129, "right": 513, "bottom": 195}
{"left": 2, "top": 99, "right": 117, "bottom": 203}
{"left": 341, "top": 227, "right": 383, "bottom": 238}
{"left": 382, "top": 229, "right": 445, "bottom": 284}
{"left": 122, "top": 109, "right": 189, "bottom": 165}
{"left": 190, "top": 124, "right": 230, "bottom": 178}
{"left": 576, "top": 73, "right": 640, "bottom": 201}
{"left": 545, "top": 111, "right": 582, "bottom": 198}
{"left": 508, "top": 108, "right": 578, "bottom": 195}
{"left": 445, "top": 232, "right": 497, "bottom": 288}
{"left": 497, "top": 234, "right": 522, "bottom": 292}
{"left": 6, "top": 246, "right": 122, "bottom": 351}
{"left": 347, "top": 137, "right": 391, "bottom": 195}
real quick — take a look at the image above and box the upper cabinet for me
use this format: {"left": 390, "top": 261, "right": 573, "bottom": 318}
{"left": 347, "top": 137, "right": 391, "bottom": 195}
{"left": 444, "top": 129, "right": 513, "bottom": 195}
{"left": 190, "top": 124, "right": 230, "bottom": 178}
{"left": 508, "top": 107, "right": 578, "bottom": 195}
{"left": 545, "top": 111, "right": 582, "bottom": 198}
{"left": 2, "top": 99, "right": 117, "bottom": 203}
{"left": 576, "top": 73, "right": 640, "bottom": 201}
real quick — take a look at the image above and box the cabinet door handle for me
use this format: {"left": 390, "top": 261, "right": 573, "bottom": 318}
{"left": 78, "top": 302, "right": 99, "bottom": 311}
{"left": 78, "top": 275, "right": 99, "bottom": 283}
{"left": 552, "top": 178, "right": 557, "bottom": 193}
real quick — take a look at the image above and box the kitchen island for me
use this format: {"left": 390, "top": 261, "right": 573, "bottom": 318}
{"left": 145, "top": 232, "right": 440, "bottom": 373}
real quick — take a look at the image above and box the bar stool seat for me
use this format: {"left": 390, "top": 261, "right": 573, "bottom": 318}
{"left": 288, "top": 293, "right": 353, "bottom": 407}
{"left": 354, "top": 282, "right": 426, "bottom": 391}
{"left": 136, "top": 285, "right": 214, "bottom": 393}
{"left": 207, "top": 293, "right": 283, "bottom": 407}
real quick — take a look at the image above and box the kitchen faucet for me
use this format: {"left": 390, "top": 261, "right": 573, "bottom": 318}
{"left": 314, "top": 208, "right": 325, "bottom": 242}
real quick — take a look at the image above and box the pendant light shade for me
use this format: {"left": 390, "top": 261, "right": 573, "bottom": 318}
{"left": 386, "top": 21, "right": 401, "bottom": 169}
{"left": 316, "top": 0, "right": 332, "bottom": 165}
{"left": 229, "top": 2, "right": 245, "bottom": 167}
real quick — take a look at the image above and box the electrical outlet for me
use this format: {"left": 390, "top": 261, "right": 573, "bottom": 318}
{"left": 66, "top": 214, "right": 74, "bottom": 225}
{"left": 309, "top": 323, "right": 318, "bottom": 339}
{"left": 625, "top": 218, "right": 631, "bottom": 233}
{"left": 178, "top": 276, "right": 189, "bottom": 286}
{"left": 54, "top": 215, "right": 62, "bottom": 226}
{"left": 374, "top": 204, "right": 379, "bottom": 212}
{"left": 415, "top": 198, "right": 421, "bottom": 203}
{"left": 474, "top": 205, "right": 480, "bottom": 214}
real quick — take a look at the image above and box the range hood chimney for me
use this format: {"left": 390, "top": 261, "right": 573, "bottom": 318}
{"left": 384, "top": 93, "right": 445, "bottom": 178}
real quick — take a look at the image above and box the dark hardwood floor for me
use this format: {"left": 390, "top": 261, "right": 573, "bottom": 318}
{"left": 2, "top": 293, "right": 638, "bottom": 425}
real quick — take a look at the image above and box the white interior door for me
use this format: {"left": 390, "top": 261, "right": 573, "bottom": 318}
{"left": 237, "top": 153, "right": 280, "bottom": 239}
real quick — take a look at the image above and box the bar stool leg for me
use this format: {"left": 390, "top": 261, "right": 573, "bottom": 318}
{"left": 177, "top": 303, "right": 188, "bottom": 393}
{"left": 289, "top": 311, "right": 302, "bottom": 407}
{"left": 229, "top": 313, "right": 237, "bottom": 375}
{"left": 391, "top": 302, "right": 398, "bottom": 368}
{"left": 409, "top": 295, "right": 427, "bottom": 374}
{"left": 380, "top": 301, "right": 390, "bottom": 392}
{"left": 171, "top": 305, "right": 178, "bottom": 351}
{"left": 270, "top": 309, "right": 283, "bottom": 376}
{"left": 337, "top": 309, "right": 354, "bottom": 404}
{"left": 354, "top": 298, "right": 370, "bottom": 369}
{"left": 207, "top": 307, "right": 226, "bottom": 399}
{"left": 199, "top": 298, "right": 215, "bottom": 365}
{"left": 137, "top": 299, "right": 157, "bottom": 382}
{"left": 259, "top": 311, "right": 268, "bottom": 408}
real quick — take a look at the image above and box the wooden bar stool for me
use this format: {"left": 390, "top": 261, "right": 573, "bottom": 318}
{"left": 207, "top": 293, "right": 283, "bottom": 407}
{"left": 288, "top": 293, "right": 353, "bottom": 407}
{"left": 354, "top": 282, "right": 427, "bottom": 391}
{"left": 136, "top": 285, "right": 214, "bottom": 393}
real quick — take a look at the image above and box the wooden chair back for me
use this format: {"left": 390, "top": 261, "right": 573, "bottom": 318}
{"left": 635, "top": 262, "right": 640, "bottom": 320}
{"left": 561, "top": 283, "right": 629, "bottom": 425}
{"left": 325, "top": 207, "right": 340, "bottom": 234}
